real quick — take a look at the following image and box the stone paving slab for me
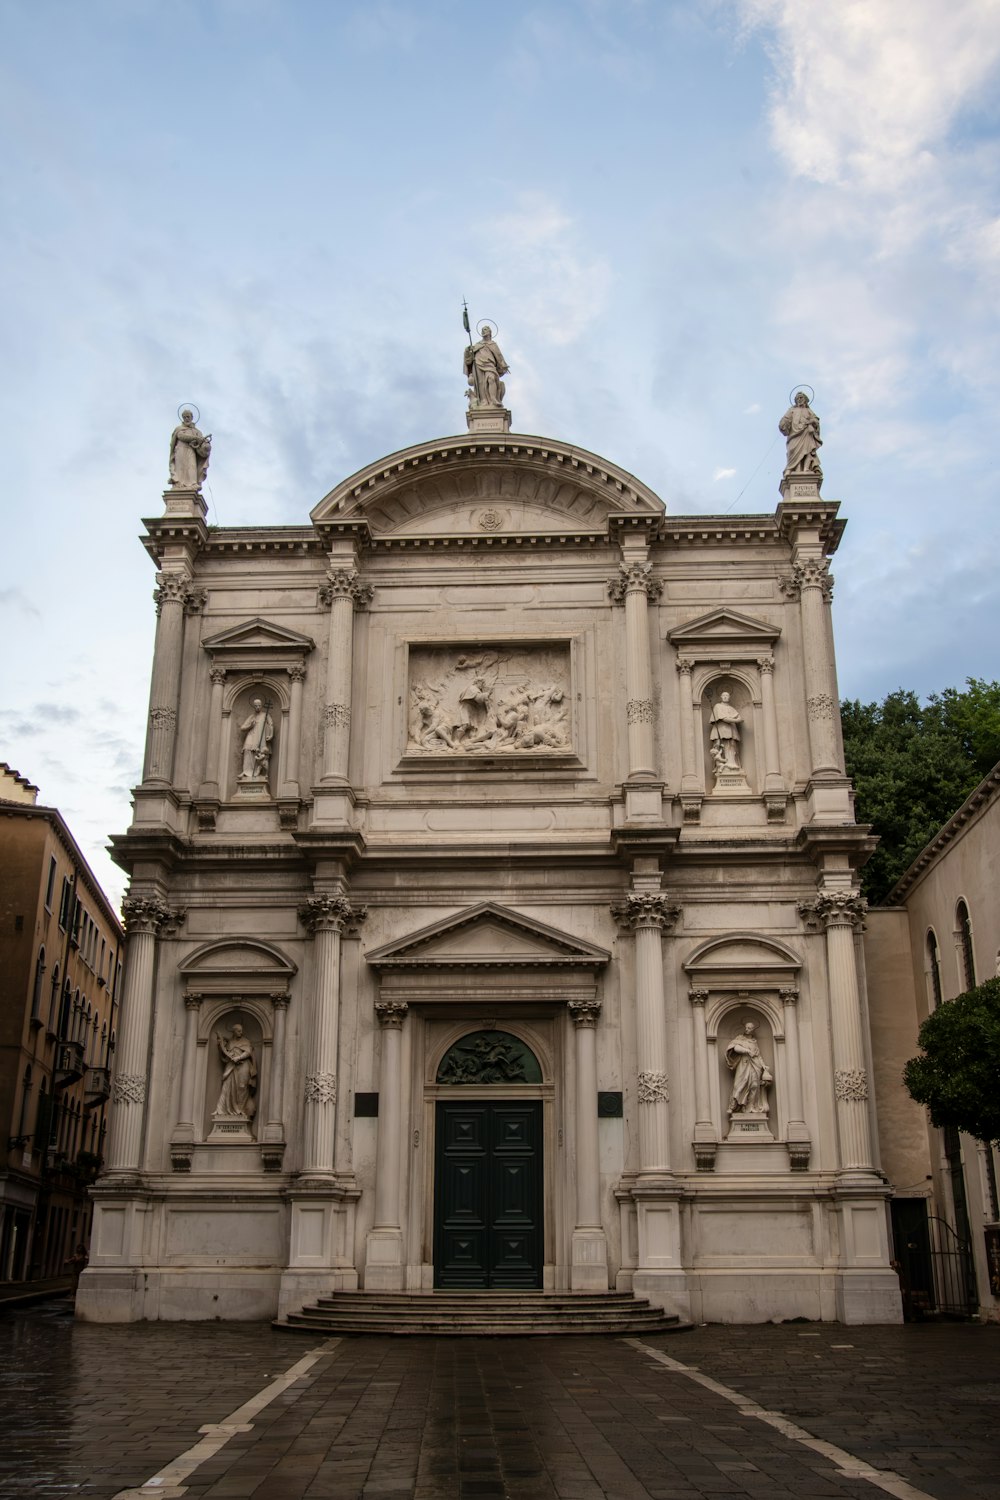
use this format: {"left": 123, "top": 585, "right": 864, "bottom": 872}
{"left": 1, "top": 1301, "right": 998, "bottom": 1500}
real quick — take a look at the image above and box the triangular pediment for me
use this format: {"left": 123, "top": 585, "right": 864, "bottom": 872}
{"left": 667, "top": 608, "right": 780, "bottom": 648}
{"left": 202, "top": 618, "right": 316, "bottom": 654}
{"left": 367, "top": 902, "right": 610, "bottom": 970}
{"left": 311, "top": 435, "right": 664, "bottom": 539}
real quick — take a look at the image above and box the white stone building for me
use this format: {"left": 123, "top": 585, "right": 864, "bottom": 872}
{"left": 77, "top": 383, "right": 902, "bottom": 1326}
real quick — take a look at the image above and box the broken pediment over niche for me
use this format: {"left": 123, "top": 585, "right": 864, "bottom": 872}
{"left": 667, "top": 608, "right": 780, "bottom": 658}
{"left": 367, "top": 903, "right": 610, "bottom": 972}
{"left": 311, "top": 435, "right": 665, "bottom": 540}
{"left": 178, "top": 939, "right": 297, "bottom": 996}
{"left": 683, "top": 934, "right": 800, "bottom": 990}
{"left": 202, "top": 618, "right": 315, "bottom": 670}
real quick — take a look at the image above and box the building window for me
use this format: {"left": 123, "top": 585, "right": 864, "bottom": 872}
{"left": 44, "top": 856, "right": 57, "bottom": 911}
{"left": 31, "top": 948, "right": 46, "bottom": 1022}
{"left": 58, "top": 878, "right": 73, "bottom": 930}
{"left": 956, "top": 900, "right": 976, "bottom": 990}
{"left": 926, "top": 929, "right": 943, "bottom": 1009}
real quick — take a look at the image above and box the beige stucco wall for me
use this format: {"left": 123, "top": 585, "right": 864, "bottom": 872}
{"left": 863, "top": 909, "right": 934, "bottom": 1201}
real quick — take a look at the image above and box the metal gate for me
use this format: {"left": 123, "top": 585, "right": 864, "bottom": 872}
{"left": 927, "top": 1215, "right": 978, "bottom": 1318}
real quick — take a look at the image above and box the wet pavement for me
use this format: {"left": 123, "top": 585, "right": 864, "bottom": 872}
{"left": 1, "top": 1299, "right": 998, "bottom": 1500}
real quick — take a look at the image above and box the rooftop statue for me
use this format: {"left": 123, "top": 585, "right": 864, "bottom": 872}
{"left": 779, "top": 391, "right": 822, "bottom": 480}
{"left": 169, "top": 408, "right": 212, "bottom": 490}
{"left": 464, "top": 325, "right": 509, "bottom": 409}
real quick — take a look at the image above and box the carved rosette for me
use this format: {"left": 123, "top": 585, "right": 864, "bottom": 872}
{"left": 568, "top": 999, "right": 602, "bottom": 1029}
{"left": 778, "top": 560, "right": 834, "bottom": 603}
{"left": 319, "top": 571, "right": 373, "bottom": 611}
{"left": 121, "top": 895, "right": 185, "bottom": 936}
{"left": 298, "top": 896, "right": 366, "bottom": 935}
{"left": 612, "top": 894, "right": 681, "bottom": 932}
{"left": 112, "top": 1074, "right": 146, "bottom": 1106}
{"left": 835, "top": 1068, "right": 869, "bottom": 1101}
{"left": 637, "top": 1069, "right": 670, "bottom": 1104}
{"left": 375, "top": 1000, "right": 408, "bottom": 1029}
{"left": 626, "top": 699, "right": 654, "bottom": 724}
{"left": 807, "top": 693, "right": 835, "bottom": 720}
{"left": 323, "top": 703, "right": 351, "bottom": 729}
{"left": 607, "top": 562, "right": 662, "bottom": 604}
{"left": 305, "top": 1072, "right": 337, "bottom": 1105}
{"left": 798, "top": 892, "right": 868, "bottom": 931}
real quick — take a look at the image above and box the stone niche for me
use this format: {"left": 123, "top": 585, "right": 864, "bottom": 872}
{"left": 403, "top": 642, "right": 576, "bottom": 765}
{"left": 205, "top": 1008, "right": 262, "bottom": 1141}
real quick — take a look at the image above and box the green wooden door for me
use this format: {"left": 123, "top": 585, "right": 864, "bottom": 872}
{"left": 434, "top": 1100, "right": 543, "bottom": 1288}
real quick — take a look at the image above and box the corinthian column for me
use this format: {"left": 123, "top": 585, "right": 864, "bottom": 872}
{"left": 319, "top": 569, "right": 372, "bottom": 784}
{"left": 568, "top": 999, "right": 608, "bottom": 1290}
{"left": 799, "top": 892, "right": 873, "bottom": 1172}
{"left": 298, "top": 896, "right": 366, "bottom": 1177}
{"left": 200, "top": 666, "right": 226, "bottom": 798}
{"left": 612, "top": 893, "right": 680, "bottom": 1175}
{"left": 282, "top": 663, "right": 306, "bottom": 795}
{"left": 144, "top": 572, "right": 196, "bottom": 784}
{"left": 608, "top": 558, "right": 662, "bottom": 782}
{"left": 688, "top": 988, "right": 716, "bottom": 1170}
{"left": 366, "top": 1000, "right": 408, "bottom": 1290}
{"left": 106, "top": 895, "right": 185, "bottom": 1174}
{"left": 780, "top": 561, "right": 839, "bottom": 776}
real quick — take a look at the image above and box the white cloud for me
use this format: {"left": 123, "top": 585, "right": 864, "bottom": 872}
{"left": 713, "top": 466, "right": 737, "bottom": 481}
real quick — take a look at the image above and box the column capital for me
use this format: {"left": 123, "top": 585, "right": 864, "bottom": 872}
{"left": 209, "top": 665, "right": 227, "bottom": 686}
{"left": 607, "top": 561, "right": 662, "bottom": 605}
{"left": 675, "top": 656, "right": 695, "bottom": 676}
{"left": 688, "top": 986, "right": 710, "bottom": 1006}
{"left": 121, "top": 895, "right": 185, "bottom": 936}
{"left": 298, "top": 896, "right": 367, "bottom": 934}
{"left": 757, "top": 655, "right": 775, "bottom": 675}
{"left": 375, "top": 999, "right": 408, "bottom": 1029}
{"left": 183, "top": 586, "right": 208, "bottom": 616}
{"left": 612, "top": 894, "right": 681, "bottom": 932}
{"left": 270, "top": 991, "right": 290, "bottom": 1010}
{"left": 778, "top": 986, "right": 800, "bottom": 1005}
{"left": 778, "top": 559, "right": 834, "bottom": 602}
{"left": 319, "top": 569, "right": 373, "bottom": 611}
{"left": 153, "top": 570, "right": 196, "bottom": 614}
{"left": 798, "top": 892, "right": 868, "bottom": 931}
{"left": 568, "top": 998, "right": 602, "bottom": 1029}
{"left": 183, "top": 992, "right": 204, "bottom": 1011}
{"left": 288, "top": 662, "right": 307, "bottom": 683}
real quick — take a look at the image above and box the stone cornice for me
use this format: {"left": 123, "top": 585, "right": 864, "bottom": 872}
{"left": 885, "top": 760, "right": 1000, "bottom": 903}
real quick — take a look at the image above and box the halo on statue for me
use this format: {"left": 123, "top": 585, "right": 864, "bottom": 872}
{"left": 788, "top": 384, "right": 814, "bottom": 405}
{"left": 476, "top": 318, "right": 500, "bottom": 337}
{"left": 177, "top": 403, "right": 201, "bottom": 424}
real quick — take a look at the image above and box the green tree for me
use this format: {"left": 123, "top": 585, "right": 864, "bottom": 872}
{"left": 903, "top": 979, "right": 1000, "bottom": 1145}
{"left": 841, "top": 678, "right": 1000, "bottom": 902}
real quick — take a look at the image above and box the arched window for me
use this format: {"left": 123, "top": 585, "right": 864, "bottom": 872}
{"left": 926, "top": 929, "right": 943, "bottom": 1009}
{"left": 956, "top": 900, "right": 976, "bottom": 990}
{"left": 31, "top": 947, "right": 46, "bottom": 1022}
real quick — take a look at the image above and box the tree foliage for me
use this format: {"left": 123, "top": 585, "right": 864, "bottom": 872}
{"left": 903, "top": 980, "right": 1000, "bottom": 1145}
{"left": 841, "top": 678, "right": 1000, "bottom": 902}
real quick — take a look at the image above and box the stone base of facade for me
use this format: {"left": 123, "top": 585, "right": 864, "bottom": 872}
{"left": 75, "top": 1266, "right": 282, "bottom": 1322}
{"left": 571, "top": 1228, "right": 610, "bottom": 1291}
{"left": 277, "top": 1266, "right": 359, "bottom": 1321}
{"left": 631, "top": 1269, "right": 693, "bottom": 1321}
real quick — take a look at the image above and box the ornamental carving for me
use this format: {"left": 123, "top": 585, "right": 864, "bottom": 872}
{"left": 121, "top": 895, "right": 185, "bottom": 936}
{"left": 305, "top": 1072, "right": 337, "bottom": 1105}
{"left": 375, "top": 1000, "right": 409, "bottom": 1029}
{"left": 478, "top": 508, "right": 504, "bottom": 531}
{"left": 288, "top": 663, "right": 307, "bottom": 683}
{"left": 637, "top": 1069, "right": 670, "bottom": 1103}
{"left": 611, "top": 894, "right": 681, "bottom": 932}
{"left": 607, "top": 562, "right": 662, "bottom": 604}
{"left": 319, "top": 571, "right": 373, "bottom": 610}
{"left": 183, "top": 587, "right": 208, "bottom": 616}
{"left": 406, "top": 646, "right": 571, "bottom": 755}
{"left": 153, "top": 572, "right": 192, "bottom": 611}
{"left": 298, "top": 896, "right": 365, "bottom": 934}
{"left": 112, "top": 1073, "right": 146, "bottom": 1105}
{"left": 568, "top": 1000, "right": 602, "bottom": 1030}
{"left": 807, "top": 693, "right": 835, "bottom": 720}
{"left": 778, "top": 560, "right": 834, "bottom": 602}
{"left": 675, "top": 657, "right": 694, "bottom": 677}
{"left": 835, "top": 1068, "right": 869, "bottom": 1101}
{"left": 778, "top": 987, "right": 800, "bottom": 1005}
{"left": 757, "top": 656, "right": 775, "bottom": 676}
{"left": 209, "top": 667, "right": 227, "bottom": 687}
{"left": 798, "top": 892, "right": 868, "bottom": 931}
{"left": 148, "top": 706, "right": 177, "bottom": 731}
{"left": 436, "top": 1030, "right": 542, "bottom": 1084}
{"left": 626, "top": 699, "right": 654, "bottom": 724}
{"left": 688, "top": 987, "right": 710, "bottom": 1006}
{"left": 324, "top": 703, "right": 351, "bottom": 729}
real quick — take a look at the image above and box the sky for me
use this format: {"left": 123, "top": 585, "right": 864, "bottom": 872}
{"left": 2, "top": 0, "right": 1000, "bottom": 908}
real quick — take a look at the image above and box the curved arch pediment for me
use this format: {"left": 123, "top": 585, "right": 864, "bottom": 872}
{"left": 178, "top": 939, "right": 297, "bottom": 990}
{"left": 683, "top": 932, "right": 801, "bottom": 986}
{"left": 311, "top": 434, "right": 665, "bottom": 539}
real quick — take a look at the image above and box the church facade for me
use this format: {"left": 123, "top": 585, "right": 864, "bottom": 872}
{"left": 77, "top": 372, "right": 903, "bottom": 1325}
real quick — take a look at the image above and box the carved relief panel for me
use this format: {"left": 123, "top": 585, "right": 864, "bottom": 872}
{"left": 405, "top": 643, "right": 574, "bottom": 759}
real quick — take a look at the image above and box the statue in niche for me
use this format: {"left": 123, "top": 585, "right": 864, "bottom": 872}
{"left": 779, "top": 391, "right": 822, "bottom": 478}
{"left": 708, "top": 692, "right": 743, "bottom": 777}
{"left": 238, "top": 698, "right": 274, "bottom": 782}
{"left": 725, "top": 1021, "right": 772, "bottom": 1116}
{"left": 169, "top": 409, "right": 212, "bottom": 490}
{"left": 213, "top": 1024, "right": 258, "bottom": 1121}
{"left": 464, "top": 326, "right": 509, "bottom": 408}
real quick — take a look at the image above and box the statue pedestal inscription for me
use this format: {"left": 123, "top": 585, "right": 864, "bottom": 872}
{"left": 208, "top": 1113, "right": 254, "bottom": 1142}
{"left": 727, "top": 1111, "right": 774, "bottom": 1142}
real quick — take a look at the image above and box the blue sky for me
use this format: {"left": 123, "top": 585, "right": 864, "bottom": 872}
{"left": 3, "top": 0, "right": 1000, "bottom": 904}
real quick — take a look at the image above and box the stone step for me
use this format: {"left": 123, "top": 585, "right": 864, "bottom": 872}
{"left": 275, "top": 1291, "right": 692, "bottom": 1337}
